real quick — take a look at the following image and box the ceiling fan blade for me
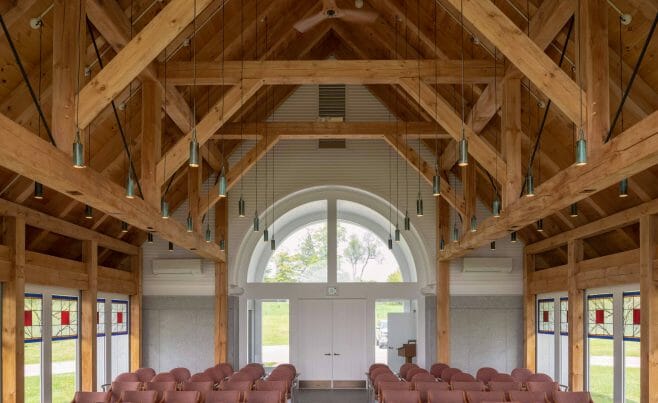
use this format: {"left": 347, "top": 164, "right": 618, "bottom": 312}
{"left": 293, "top": 11, "right": 328, "bottom": 33}
{"left": 336, "top": 9, "right": 378, "bottom": 24}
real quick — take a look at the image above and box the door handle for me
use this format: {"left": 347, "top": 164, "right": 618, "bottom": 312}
{"left": 333, "top": 353, "right": 340, "bottom": 356}
{"left": 324, "top": 353, "right": 332, "bottom": 356}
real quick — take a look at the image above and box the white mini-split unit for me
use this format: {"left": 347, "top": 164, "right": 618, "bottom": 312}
{"left": 151, "top": 259, "right": 203, "bottom": 276}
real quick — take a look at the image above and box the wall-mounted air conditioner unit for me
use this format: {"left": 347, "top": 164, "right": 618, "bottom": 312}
{"left": 461, "top": 257, "right": 513, "bottom": 273}
{"left": 152, "top": 259, "right": 203, "bottom": 275}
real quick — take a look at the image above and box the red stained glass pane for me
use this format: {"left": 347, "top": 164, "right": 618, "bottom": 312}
{"left": 24, "top": 310, "right": 32, "bottom": 326}
{"left": 117, "top": 312, "right": 123, "bottom": 324}
{"left": 595, "top": 309, "right": 605, "bottom": 324}
{"left": 61, "top": 310, "right": 70, "bottom": 326}
{"left": 633, "top": 309, "right": 640, "bottom": 325}
{"left": 543, "top": 311, "right": 549, "bottom": 323}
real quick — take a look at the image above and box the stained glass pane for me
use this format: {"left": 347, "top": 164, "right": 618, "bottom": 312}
{"left": 560, "top": 298, "right": 569, "bottom": 335}
{"left": 24, "top": 293, "right": 43, "bottom": 342}
{"left": 588, "top": 294, "right": 613, "bottom": 338}
{"left": 623, "top": 292, "right": 640, "bottom": 341}
{"left": 97, "top": 299, "right": 106, "bottom": 336}
{"left": 112, "top": 300, "right": 128, "bottom": 335}
{"left": 538, "top": 298, "right": 554, "bottom": 334}
{"left": 52, "top": 295, "right": 78, "bottom": 339}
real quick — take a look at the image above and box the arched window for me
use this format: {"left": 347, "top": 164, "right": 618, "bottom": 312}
{"left": 247, "top": 195, "right": 416, "bottom": 284}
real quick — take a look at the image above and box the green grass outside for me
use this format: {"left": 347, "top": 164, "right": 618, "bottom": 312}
{"left": 587, "top": 338, "right": 640, "bottom": 403}
{"left": 375, "top": 301, "right": 406, "bottom": 324}
{"left": 262, "top": 301, "right": 289, "bottom": 346}
{"left": 26, "top": 373, "right": 76, "bottom": 403}
{"left": 25, "top": 341, "right": 77, "bottom": 365}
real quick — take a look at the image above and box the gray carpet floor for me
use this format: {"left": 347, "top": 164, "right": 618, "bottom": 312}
{"left": 295, "top": 389, "right": 369, "bottom": 403}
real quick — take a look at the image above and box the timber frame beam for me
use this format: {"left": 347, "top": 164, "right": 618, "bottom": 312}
{"left": 441, "top": 109, "right": 658, "bottom": 260}
{"left": 0, "top": 113, "right": 225, "bottom": 262}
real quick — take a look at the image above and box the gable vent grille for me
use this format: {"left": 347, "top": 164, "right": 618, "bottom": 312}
{"left": 319, "top": 84, "right": 346, "bottom": 119}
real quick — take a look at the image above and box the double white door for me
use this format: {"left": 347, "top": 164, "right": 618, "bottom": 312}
{"left": 298, "top": 299, "right": 367, "bottom": 386}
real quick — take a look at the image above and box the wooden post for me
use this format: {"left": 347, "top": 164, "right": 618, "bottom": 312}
{"left": 140, "top": 79, "right": 162, "bottom": 208}
{"left": 215, "top": 198, "right": 228, "bottom": 363}
{"left": 436, "top": 197, "right": 450, "bottom": 363}
{"left": 580, "top": 0, "right": 609, "bottom": 160}
{"left": 52, "top": 0, "right": 85, "bottom": 153}
{"left": 523, "top": 250, "right": 536, "bottom": 371}
{"left": 2, "top": 215, "right": 26, "bottom": 403}
{"left": 81, "top": 240, "right": 98, "bottom": 391}
{"left": 640, "top": 215, "right": 658, "bottom": 402}
{"left": 130, "top": 249, "right": 142, "bottom": 371}
{"left": 568, "top": 239, "right": 585, "bottom": 391}
{"left": 502, "top": 78, "right": 522, "bottom": 209}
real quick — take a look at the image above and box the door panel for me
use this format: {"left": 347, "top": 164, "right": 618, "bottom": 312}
{"left": 298, "top": 299, "right": 333, "bottom": 381}
{"left": 332, "top": 299, "right": 367, "bottom": 381}
{"left": 387, "top": 312, "right": 416, "bottom": 370}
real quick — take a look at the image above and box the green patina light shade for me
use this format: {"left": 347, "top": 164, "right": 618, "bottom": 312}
{"left": 161, "top": 200, "right": 170, "bottom": 219}
{"left": 458, "top": 137, "right": 468, "bottom": 167}
{"left": 492, "top": 198, "right": 501, "bottom": 218}
{"left": 619, "top": 178, "right": 629, "bottom": 198}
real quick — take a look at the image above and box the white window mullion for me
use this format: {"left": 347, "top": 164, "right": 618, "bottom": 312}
{"left": 613, "top": 290, "right": 624, "bottom": 402}
{"left": 104, "top": 298, "right": 112, "bottom": 386}
{"left": 41, "top": 294, "right": 52, "bottom": 403}
{"left": 327, "top": 197, "right": 337, "bottom": 284}
{"left": 554, "top": 298, "right": 561, "bottom": 384}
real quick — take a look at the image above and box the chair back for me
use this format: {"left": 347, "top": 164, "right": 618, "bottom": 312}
{"left": 254, "top": 380, "right": 287, "bottom": 403}
{"left": 466, "top": 390, "right": 506, "bottom": 403}
{"left": 526, "top": 381, "right": 560, "bottom": 401}
{"left": 370, "top": 366, "right": 394, "bottom": 383}
{"left": 163, "top": 391, "right": 201, "bottom": 403}
{"left": 230, "top": 371, "right": 256, "bottom": 382}
{"left": 370, "top": 363, "right": 389, "bottom": 373}
{"left": 204, "top": 390, "right": 241, "bottom": 403}
{"left": 475, "top": 367, "right": 498, "bottom": 383}
{"left": 135, "top": 368, "right": 156, "bottom": 383}
{"left": 450, "top": 372, "right": 476, "bottom": 382}
{"left": 244, "top": 363, "right": 265, "bottom": 379}
{"left": 411, "top": 372, "right": 436, "bottom": 383}
{"left": 73, "top": 391, "right": 110, "bottom": 403}
{"left": 488, "top": 381, "right": 522, "bottom": 392}
{"left": 412, "top": 381, "right": 449, "bottom": 403}
{"left": 426, "top": 390, "right": 464, "bottom": 403}
{"left": 216, "top": 363, "right": 235, "bottom": 378}
{"left": 244, "top": 390, "right": 282, "bottom": 403}
{"left": 220, "top": 380, "right": 253, "bottom": 392}
{"left": 170, "top": 367, "right": 192, "bottom": 383}
{"left": 554, "top": 391, "right": 593, "bottom": 403}
{"left": 509, "top": 390, "right": 549, "bottom": 403}
{"left": 511, "top": 368, "right": 534, "bottom": 383}
{"left": 145, "top": 381, "right": 177, "bottom": 401}
{"left": 527, "top": 373, "right": 553, "bottom": 383}
{"left": 450, "top": 381, "right": 485, "bottom": 391}
{"left": 120, "top": 390, "right": 158, "bottom": 403}
{"left": 204, "top": 367, "right": 226, "bottom": 383}
{"left": 182, "top": 381, "right": 214, "bottom": 395}
{"left": 490, "top": 373, "right": 515, "bottom": 382}
{"left": 374, "top": 373, "right": 401, "bottom": 394}
{"left": 429, "top": 363, "right": 449, "bottom": 378}
{"left": 152, "top": 372, "right": 177, "bottom": 382}
{"left": 110, "top": 381, "right": 141, "bottom": 403}
{"left": 405, "top": 367, "right": 428, "bottom": 382}
{"left": 439, "top": 368, "right": 461, "bottom": 382}
{"left": 379, "top": 380, "right": 412, "bottom": 400}
{"left": 114, "top": 372, "right": 140, "bottom": 382}
{"left": 190, "top": 372, "right": 213, "bottom": 382}
{"left": 381, "top": 389, "right": 421, "bottom": 403}
{"left": 399, "top": 363, "right": 418, "bottom": 379}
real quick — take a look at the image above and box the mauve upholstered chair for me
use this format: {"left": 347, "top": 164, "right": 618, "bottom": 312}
{"left": 465, "top": 390, "right": 506, "bottom": 403}
{"left": 450, "top": 381, "right": 485, "bottom": 391}
{"left": 119, "top": 390, "right": 158, "bottom": 403}
{"left": 427, "top": 390, "right": 465, "bottom": 403}
{"left": 490, "top": 373, "right": 516, "bottom": 382}
{"left": 243, "top": 390, "right": 281, "bottom": 403}
{"left": 135, "top": 368, "right": 156, "bottom": 383}
{"left": 110, "top": 381, "right": 141, "bottom": 403}
{"left": 72, "top": 391, "right": 110, "bottom": 403}
{"left": 511, "top": 368, "right": 534, "bottom": 383}
{"left": 430, "top": 363, "right": 450, "bottom": 379}
{"left": 475, "top": 367, "right": 498, "bottom": 384}
{"left": 509, "top": 390, "right": 550, "bottom": 403}
{"left": 488, "top": 381, "right": 522, "bottom": 392}
{"left": 115, "top": 372, "right": 140, "bottom": 382}
{"left": 170, "top": 367, "right": 192, "bottom": 383}
{"left": 162, "top": 390, "right": 201, "bottom": 403}
{"left": 204, "top": 390, "right": 241, "bottom": 403}
{"left": 413, "top": 381, "right": 450, "bottom": 403}
{"left": 440, "top": 368, "right": 462, "bottom": 383}
{"left": 381, "top": 389, "right": 421, "bottom": 403}
{"left": 399, "top": 363, "right": 418, "bottom": 379}
{"left": 450, "top": 372, "right": 476, "bottom": 382}
{"left": 554, "top": 391, "right": 593, "bottom": 403}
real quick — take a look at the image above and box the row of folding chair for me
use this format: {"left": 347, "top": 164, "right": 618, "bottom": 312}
{"left": 381, "top": 389, "right": 594, "bottom": 403}
{"left": 73, "top": 389, "right": 284, "bottom": 403}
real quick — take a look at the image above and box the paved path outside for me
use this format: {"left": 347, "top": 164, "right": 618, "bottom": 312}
{"left": 25, "top": 360, "right": 75, "bottom": 376}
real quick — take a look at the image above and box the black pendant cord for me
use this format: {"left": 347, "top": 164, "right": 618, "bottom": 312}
{"left": 0, "top": 15, "right": 56, "bottom": 146}
{"left": 606, "top": 12, "right": 658, "bottom": 143}
{"left": 519, "top": 17, "right": 574, "bottom": 198}
{"left": 87, "top": 18, "right": 144, "bottom": 200}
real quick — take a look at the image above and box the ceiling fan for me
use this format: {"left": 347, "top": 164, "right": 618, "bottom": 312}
{"left": 294, "top": 0, "right": 378, "bottom": 33}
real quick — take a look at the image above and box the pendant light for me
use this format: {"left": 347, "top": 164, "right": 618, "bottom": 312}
{"left": 270, "top": 238, "right": 276, "bottom": 251}
{"left": 147, "top": 232, "right": 154, "bottom": 243}
{"left": 161, "top": 199, "right": 170, "bottom": 219}
{"left": 237, "top": 0, "right": 247, "bottom": 219}
{"left": 439, "top": 239, "right": 445, "bottom": 251}
{"left": 575, "top": 0, "right": 587, "bottom": 166}
{"left": 84, "top": 205, "right": 93, "bottom": 219}
{"left": 218, "top": 18, "right": 228, "bottom": 199}
{"left": 262, "top": 16, "right": 270, "bottom": 243}
{"left": 218, "top": 170, "right": 227, "bottom": 198}
{"left": 452, "top": 225, "right": 459, "bottom": 243}
{"left": 432, "top": 5, "right": 441, "bottom": 198}
{"left": 432, "top": 172, "right": 441, "bottom": 197}
{"left": 219, "top": 239, "right": 226, "bottom": 251}
{"left": 394, "top": 226, "right": 401, "bottom": 242}
{"left": 619, "top": 178, "right": 629, "bottom": 198}
{"left": 186, "top": 214, "right": 193, "bottom": 233}
{"left": 492, "top": 198, "right": 501, "bottom": 218}
{"left": 525, "top": 171, "right": 535, "bottom": 197}
{"left": 457, "top": 0, "right": 468, "bottom": 167}
{"left": 205, "top": 227, "right": 212, "bottom": 243}
{"left": 536, "top": 219, "right": 544, "bottom": 232}
{"left": 204, "top": 134, "right": 212, "bottom": 243}
{"left": 253, "top": 212, "right": 260, "bottom": 232}
{"left": 470, "top": 216, "right": 477, "bottom": 232}
{"left": 490, "top": 241, "right": 496, "bottom": 250}
{"left": 121, "top": 221, "right": 128, "bottom": 233}
{"left": 510, "top": 231, "right": 517, "bottom": 243}
{"left": 416, "top": 192, "right": 423, "bottom": 217}
{"left": 188, "top": 0, "right": 200, "bottom": 168}
{"left": 388, "top": 235, "right": 393, "bottom": 250}
{"left": 125, "top": 169, "right": 135, "bottom": 199}
{"left": 404, "top": 212, "right": 411, "bottom": 231}
{"left": 238, "top": 197, "right": 246, "bottom": 217}
{"left": 570, "top": 203, "right": 579, "bottom": 217}
{"left": 72, "top": 0, "right": 85, "bottom": 169}
{"left": 34, "top": 182, "right": 44, "bottom": 199}
{"left": 414, "top": 0, "right": 423, "bottom": 218}
{"left": 253, "top": 0, "right": 261, "bottom": 234}
{"left": 168, "top": 241, "right": 174, "bottom": 252}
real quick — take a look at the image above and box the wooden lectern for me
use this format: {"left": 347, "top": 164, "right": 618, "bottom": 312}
{"left": 397, "top": 342, "right": 416, "bottom": 364}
